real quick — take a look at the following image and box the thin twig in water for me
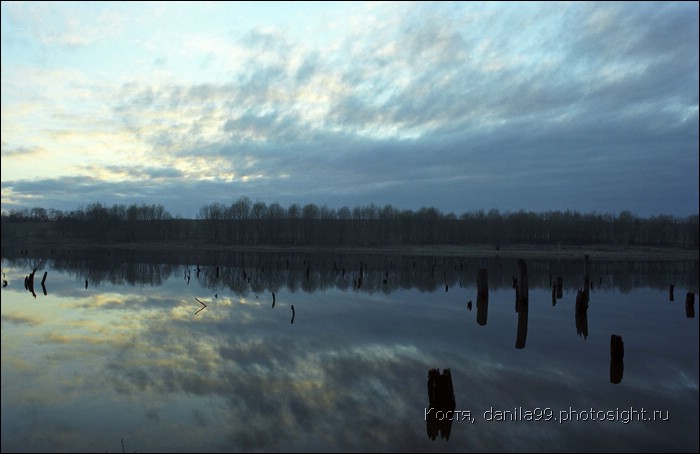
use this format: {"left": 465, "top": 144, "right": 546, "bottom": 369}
{"left": 194, "top": 297, "right": 207, "bottom": 315}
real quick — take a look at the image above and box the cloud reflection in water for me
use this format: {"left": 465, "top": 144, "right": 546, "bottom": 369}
{"left": 0, "top": 254, "right": 698, "bottom": 452}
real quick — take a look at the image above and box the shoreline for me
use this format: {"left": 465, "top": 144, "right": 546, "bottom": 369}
{"left": 2, "top": 240, "right": 697, "bottom": 261}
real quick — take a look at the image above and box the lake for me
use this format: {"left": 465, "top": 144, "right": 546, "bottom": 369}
{"left": 1, "top": 249, "right": 698, "bottom": 452}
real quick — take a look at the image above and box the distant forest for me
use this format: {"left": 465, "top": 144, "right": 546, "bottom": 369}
{"left": 2, "top": 197, "right": 698, "bottom": 248}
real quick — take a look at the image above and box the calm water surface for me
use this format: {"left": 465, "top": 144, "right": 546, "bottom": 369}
{"left": 1, "top": 251, "right": 698, "bottom": 452}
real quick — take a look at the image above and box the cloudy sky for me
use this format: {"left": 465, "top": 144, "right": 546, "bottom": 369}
{"left": 1, "top": 1, "right": 698, "bottom": 218}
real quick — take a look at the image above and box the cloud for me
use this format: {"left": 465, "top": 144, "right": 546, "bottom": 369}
{"left": 1, "top": 2, "right": 697, "bottom": 217}
{"left": 0, "top": 143, "right": 45, "bottom": 158}
{"left": 1, "top": 313, "right": 41, "bottom": 326}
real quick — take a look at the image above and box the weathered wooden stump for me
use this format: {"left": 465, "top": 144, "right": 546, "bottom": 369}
{"left": 517, "top": 259, "right": 528, "bottom": 309}
{"left": 551, "top": 286, "right": 556, "bottom": 306}
{"left": 477, "top": 268, "right": 488, "bottom": 298}
{"left": 515, "top": 303, "right": 528, "bottom": 349}
{"left": 583, "top": 254, "right": 591, "bottom": 301}
{"left": 27, "top": 269, "right": 36, "bottom": 297}
{"left": 575, "top": 289, "right": 589, "bottom": 314}
{"left": 426, "top": 368, "right": 456, "bottom": 441}
{"left": 476, "top": 295, "right": 488, "bottom": 326}
{"left": 556, "top": 276, "right": 563, "bottom": 299}
{"left": 686, "top": 292, "right": 695, "bottom": 318}
{"left": 576, "top": 310, "right": 588, "bottom": 339}
{"left": 610, "top": 334, "right": 624, "bottom": 384}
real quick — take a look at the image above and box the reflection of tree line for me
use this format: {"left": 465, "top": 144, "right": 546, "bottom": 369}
{"left": 1, "top": 248, "right": 697, "bottom": 294}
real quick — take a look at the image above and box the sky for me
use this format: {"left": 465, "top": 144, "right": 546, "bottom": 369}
{"left": 1, "top": 1, "right": 698, "bottom": 219}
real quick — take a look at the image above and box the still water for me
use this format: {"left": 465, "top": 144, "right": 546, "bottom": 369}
{"left": 1, "top": 250, "right": 698, "bottom": 452}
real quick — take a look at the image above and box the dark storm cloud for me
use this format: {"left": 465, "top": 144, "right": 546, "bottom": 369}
{"left": 128, "top": 2, "right": 696, "bottom": 205}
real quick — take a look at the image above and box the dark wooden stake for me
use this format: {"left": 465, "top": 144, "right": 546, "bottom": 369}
{"left": 476, "top": 295, "right": 488, "bottom": 326}
{"left": 610, "top": 334, "right": 624, "bottom": 384}
{"left": 686, "top": 292, "right": 695, "bottom": 318}
{"left": 517, "top": 259, "right": 528, "bottom": 309}
{"left": 583, "top": 254, "right": 591, "bottom": 302}
{"left": 477, "top": 268, "right": 488, "bottom": 298}
{"left": 556, "top": 276, "right": 563, "bottom": 299}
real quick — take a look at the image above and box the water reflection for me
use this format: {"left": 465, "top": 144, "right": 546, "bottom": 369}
{"left": 1, "top": 248, "right": 697, "bottom": 295}
{"left": 1, "top": 250, "right": 698, "bottom": 452}
{"left": 426, "top": 368, "right": 456, "bottom": 441}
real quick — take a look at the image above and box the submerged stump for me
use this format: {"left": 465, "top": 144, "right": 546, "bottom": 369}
{"left": 426, "top": 368, "right": 456, "bottom": 441}
{"left": 610, "top": 334, "right": 624, "bottom": 384}
{"left": 556, "top": 276, "right": 563, "bottom": 299}
{"left": 686, "top": 292, "right": 695, "bottom": 318}
{"left": 517, "top": 259, "right": 528, "bottom": 309}
{"left": 477, "top": 268, "right": 488, "bottom": 298}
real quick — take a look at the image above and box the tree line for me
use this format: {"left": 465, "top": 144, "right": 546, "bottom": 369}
{"left": 1, "top": 197, "right": 698, "bottom": 248}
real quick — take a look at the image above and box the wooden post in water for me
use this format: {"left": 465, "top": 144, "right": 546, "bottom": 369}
{"left": 477, "top": 268, "right": 488, "bottom": 298}
{"left": 575, "top": 309, "right": 588, "bottom": 339}
{"left": 517, "top": 259, "right": 528, "bottom": 309}
{"left": 669, "top": 284, "right": 675, "bottom": 301}
{"left": 27, "top": 269, "right": 36, "bottom": 297}
{"left": 556, "top": 276, "right": 563, "bottom": 299}
{"left": 610, "top": 334, "right": 624, "bottom": 384}
{"left": 477, "top": 295, "right": 488, "bottom": 326}
{"left": 426, "top": 368, "right": 456, "bottom": 441}
{"left": 551, "top": 286, "right": 556, "bottom": 306}
{"left": 41, "top": 271, "right": 48, "bottom": 296}
{"left": 515, "top": 302, "right": 528, "bottom": 349}
{"left": 583, "top": 254, "right": 590, "bottom": 302}
{"left": 686, "top": 292, "right": 696, "bottom": 318}
{"left": 575, "top": 289, "right": 589, "bottom": 313}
